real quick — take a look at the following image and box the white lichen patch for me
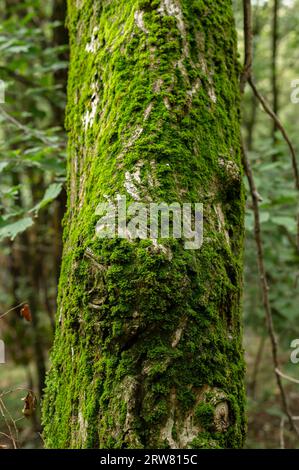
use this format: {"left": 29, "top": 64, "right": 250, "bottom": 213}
{"left": 134, "top": 10, "right": 149, "bottom": 34}
{"left": 208, "top": 87, "right": 217, "bottom": 104}
{"left": 78, "top": 410, "right": 87, "bottom": 443}
{"left": 124, "top": 170, "right": 141, "bottom": 201}
{"left": 171, "top": 327, "right": 183, "bottom": 348}
{"left": 82, "top": 82, "right": 100, "bottom": 130}
{"left": 129, "top": 126, "right": 144, "bottom": 144}
{"left": 117, "top": 99, "right": 154, "bottom": 162}
{"left": 158, "top": 0, "right": 188, "bottom": 57}
{"left": 148, "top": 160, "right": 159, "bottom": 188}
{"left": 178, "top": 411, "right": 202, "bottom": 448}
{"left": 117, "top": 126, "right": 143, "bottom": 161}
{"left": 187, "top": 79, "right": 200, "bottom": 98}
{"left": 151, "top": 238, "right": 173, "bottom": 260}
{"left": 124, "top": 160, "right": 145, "bottom": 200}
{"left": 144, "top": 102, "right": 154, "bottom": 120}
{"left": 153, "top": 78, "right": 164, "bottom": 93}
{"left": 163, "top": 96, "right": 171, "bottom": 110}
{"left": 77, "top": 397, "right": 88, "bottom": 447}
{"left": 114, "top": 376, "right": 144, "bottom": 447}
{"left": 159, "top": 389, "right": 177, "bottom": 448}
{"left": 159, "top": 386, "right": 230, "bottom": 448}
{"left": 198, "top": 56, "right": 217, "bottom": 104}
{"left": 123, "top": 158, "right": 161, "bottom": 205}
{"left": 86, "top": 26, "right": 99, "bottom": 53}
{"left": 70, "top": 150, "right": 78, "bottom": 210}
{"left": 177, "top": 58, "right": 189, "bottom": 81}
{"left": 186, "top": 78, "right": 201, "bottom": 107}
{"left": 171, "top": 318, "right": 187, "bottom": 348}
{"left": 218, "top": 157, "right": 240, "bottom": 181}
{"left": 158, "top": 0, "right": 190, "bottom": 81}
{"left": 160, "top": 388, "right": 202, "bottom": 448}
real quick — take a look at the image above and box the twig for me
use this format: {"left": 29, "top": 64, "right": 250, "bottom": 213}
{"left": 0, "top": 66, "right": 59, "bottom": 108}
{"left": 280, "top": 416, "right": 299, "bottom": 449}
{"left": 0, "top": 386, "right": 34, "bottom": 398}
{"left": 84, "top": 248, "right": 106, "bottom": 272}
{"left": 0, "top": 399, "right": 18, "bottom": 449}
{"left": 280, "top": 416, "right": 286, "bottom": 449}
{"left": 0, "top": 106, "right": 65, "bottom": 149}
{"left": 275, "top": 368, "right": 299, "bottom": 385}
{"left": 240, "top": 0, "right": 253, "bottom": 93}
{"left": 0, "top": 301, "right": 27, "bottom": 320}
{"left": 0, "top": 431, "right": 15, "bottom": 440}
{"left": 248, "top": 77, "right": 299, "bottom": 190}
{"left": 0, "top": 386, "right": 35, "bottom": 448}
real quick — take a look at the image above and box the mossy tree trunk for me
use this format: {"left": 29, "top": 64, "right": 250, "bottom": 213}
{"left": 43, "top": 0, "right": 246, "bottom": 449}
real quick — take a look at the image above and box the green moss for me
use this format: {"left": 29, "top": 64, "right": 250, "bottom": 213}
{"left": 190, "top": 433, "right": 222, "bottom": 449}
{"left": 42, "top": 0, "right": 246, "bottom": 449}
{"left": 195, "top": 403, "right": 215, "bottom": 429}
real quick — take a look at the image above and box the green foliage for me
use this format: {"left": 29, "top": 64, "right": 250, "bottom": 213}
{"left": 234, "top": 0, "right": 299, "bottom": 449}
{"left": 30, "top": 182, "right": 63, "bottom": 214}
{"left": 0, "top": 0, "right": 68, "bottom": 448}
{"left": 195, "top": 402, "right": 214, "bottom": 429}
{"left": 0, "top": 0, "right": 67, "bottom": 239}
{"left": 0, "top": 216, "right": 34, "bottom": 241}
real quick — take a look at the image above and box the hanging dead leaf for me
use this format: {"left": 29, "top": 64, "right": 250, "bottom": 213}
{"left": 21, "top": 391, "right": 36, "bottom": 417}
{"left": 20, "top": 304, "right": 32, "bottom": 322}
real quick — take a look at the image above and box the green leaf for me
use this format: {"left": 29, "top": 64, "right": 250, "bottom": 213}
{"left": 260, "top": 211, "right": 270, "bottom": 223}
{"left": 30, "top": 182, "right": 63, "bottom": 214}
{"left": 0, "top": 161, "right": 9, "bottom": 173}
{"left": 0, "top": 217, "right": 34, "bottom": 241}
{"left": 271, "top": 216, "right": 297, "bottom": 234}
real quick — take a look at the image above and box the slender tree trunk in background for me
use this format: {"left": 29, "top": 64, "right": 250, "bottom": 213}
{"left": 6, "top": 171, "right": 46, "bottom": 399}
{"left": 2, "top": 0, "right": 69, "bottom": 400}
{"left": 22, "top": 229, "right": 47, "bottom": 398}
{"left": 248, "top": 334, "right": 266, "bottom": 399}
{"left": 52, "top": 0, "right": 68, "bottom": 287}
{"left": 43, "top": 0, "right": 246, "bottom": 449}
{"left": 245, "top": 8, "right": 262, "bottom": 151}
{"left": 271, "top": 0, "right": 279, "bottom": 141}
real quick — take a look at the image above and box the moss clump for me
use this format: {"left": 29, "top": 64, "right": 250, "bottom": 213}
{"left": 195, "top": 403, "right": 215, "bottom": 430}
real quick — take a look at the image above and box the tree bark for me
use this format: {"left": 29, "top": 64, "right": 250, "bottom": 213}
{"left": 43, "top": 0, "right": 246, "bottom": 449}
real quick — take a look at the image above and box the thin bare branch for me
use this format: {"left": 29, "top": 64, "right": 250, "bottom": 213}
{"left": 0, "top": 399, "right": 18, "bottom": 449}
{"left": 248, "top": 77, "right": 299, "bottom": 190}
{"left": 0, "top": 66, "right": 59, "bottom": 108}
{"left": 0, "top": 301, "right": 27, "bottom": 320}
{"left": 0, "top": 106, "right": 65, "bottom": 149}
{"left": 240, "top": 0, "right": 253, "bottom": 93}
{"left": 280, "top": 416, "right": 286, "bottom": 449}
{"left": 275, "top": 368, "right": 299, "bottom": 385}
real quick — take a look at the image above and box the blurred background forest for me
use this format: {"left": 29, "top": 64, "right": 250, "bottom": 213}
{"left": 0, "top": 0, "right": 299, "bottom": 449}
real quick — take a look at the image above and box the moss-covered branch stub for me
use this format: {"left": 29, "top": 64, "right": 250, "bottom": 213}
{"left": 42, "top": 0, "right": 246, "bottom": 449}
